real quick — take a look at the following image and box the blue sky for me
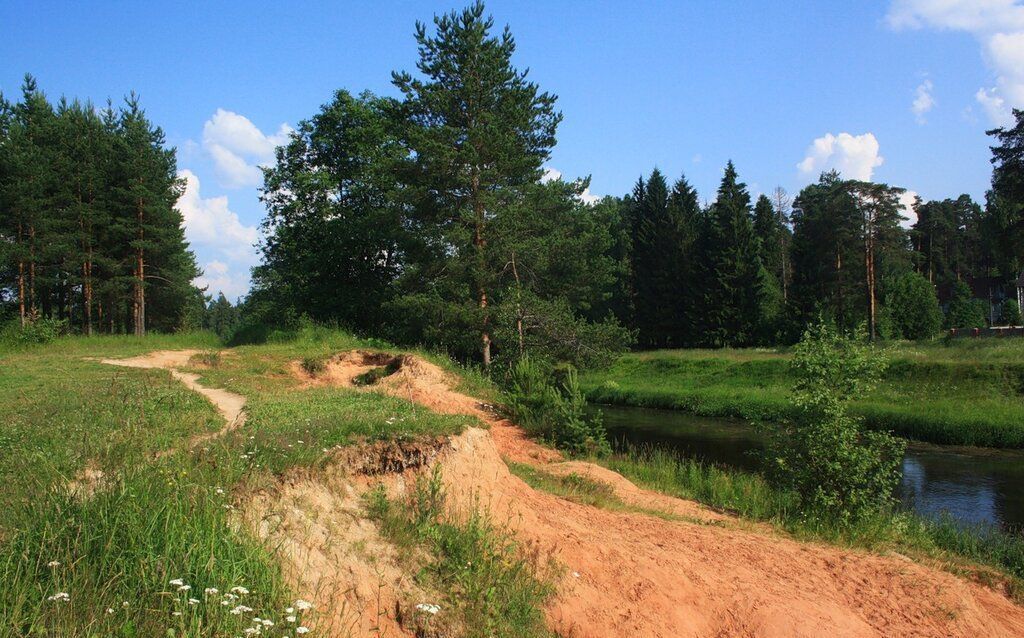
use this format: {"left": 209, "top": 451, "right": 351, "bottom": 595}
{"left": 3, "top": 0, "right": 1022, "bottom": 300}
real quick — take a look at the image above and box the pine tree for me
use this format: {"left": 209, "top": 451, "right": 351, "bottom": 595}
{"left": 703, "top": 162, "right": 767, "bottom": 346}
{"left": 632, "top": 168, "right": 673, "bottom": 347}
{"left": 392, "top": 1, "right": 561, "bottom": 368}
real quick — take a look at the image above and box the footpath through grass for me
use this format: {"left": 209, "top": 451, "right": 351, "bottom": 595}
{"left": 581, "top": 340, "right": 1024, "bottom": 448}
{"left": 0, "top": 327, "right": 528, "bottom": 638}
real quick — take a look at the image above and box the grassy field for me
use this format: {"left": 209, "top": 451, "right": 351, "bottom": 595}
{"left": 580, "top": 339, "right": 1024, "bottom": 448}
{"left": 0, "top": 327, "right": 522, "bottom": 638}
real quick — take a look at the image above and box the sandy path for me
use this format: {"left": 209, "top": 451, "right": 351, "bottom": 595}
{"left": 99, "top": 350, "right": 246, "bottom": 456}
{"left": 303, "top": 351, "right": 1024, "bottom": 638}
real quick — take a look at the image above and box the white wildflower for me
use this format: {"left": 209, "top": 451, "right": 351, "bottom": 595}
{"left": 296, "top": 628, "right": 310, "bottom": 635}
{"left": 169, "top": 578, "right": 184, "bottom": 586}
{"left": 415, "top": 603, "right": 440, "bottom": 615}
{"left": 294, "top": 599, "right": 312, "bottom": 611}
{"left": 106, "top": 608, "right": 115, "bottom": 614}
{"left": 172, "top": 611, "right": 182, "bottom": 617}
{"left": 215, "top": 488, "right": 225, "bottom": 495}
{"left": 243, "top": 627, "right": 261, "bottom": 635}
{"left": 285, "top": 607, "right": 294, "bottom": 614}
{"left": 177, "top": 584, "right": 191, "bottom": 592}
{"left": 46, "top": 592, "right": 70, "bottom": 602}
{"left": 286, "top": 615, "right": 297, "bottom": 623}
{"left": 46, "top": 560, "right": 60, "bottom": 568}
{"left": 204, "top": 587, "right": 219, "bottom": 595}
{"left": 231, "top": 586, "right": 250, "bottom": 595}
{"left": 262, "top": 619, "right": 274, "bottom": 627}
{"left": 188, "top": 598, "right": 200, "bottom": 605}
{"left": 122, "top": 601, "right": 129, "bottom": 608}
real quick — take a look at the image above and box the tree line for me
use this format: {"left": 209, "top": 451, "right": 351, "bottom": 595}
{"left": 0, "top": 75, "right": 204, "bottom": 336}
{"left": 242, "top": 2, "right": 1024, "bottom": 367}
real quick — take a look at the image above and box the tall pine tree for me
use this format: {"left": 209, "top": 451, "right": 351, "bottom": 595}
{"left": 702, "top": 161, "right": 767, "bottom": 346}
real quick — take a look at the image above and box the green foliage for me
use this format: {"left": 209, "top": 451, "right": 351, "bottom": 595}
{"left": 505, "top": 357, "right": 610, "bottom": 455}
{"left": 299, "top": 354, "right": 326, "bottom": 376}
{"left": 945, "top": 281, "right": 988, "bottom": 329}
{"left": 764, "top": 321, "right": 905, "bottom": 522}
{"left": 0, "top": 76, "right": 201, "bottom": 335}
{"left": 365, "top": 469, "right": 552, "bottom": 638}
{"left": 702, "top": 162, "right": 769, "bottom": 347}
{"left": 0, "top": 317, "right": 68, "bottom": 347}
{"left": 883, "top": 271, "right": 943, "bottom": 339}
{"left": 1000, "top": 299, "right": 1022, "bottom": 326}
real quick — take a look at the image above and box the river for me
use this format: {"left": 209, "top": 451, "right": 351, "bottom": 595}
{"left": 597, "top": 404, "right": 1024, "bottom": 531}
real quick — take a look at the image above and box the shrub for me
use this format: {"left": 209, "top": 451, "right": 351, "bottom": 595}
{"left": 762, "top": 321, "right": 905, "bottom": 522}
{"left": 0, "top": 318, "right": 69, "bottom": 347}
{"left": 945, "top": 281, "right": 988, "bottom": 329}
{"left": 300, "top": 355, "right": 327, "bottom": 376}
{"left": 1000, "top": 299, "right": 1022, "bottom": 326}
{"left": 884, "top": 271, "right": 942, "bottom": 340}
{"left": 505, "top": 357, "right": 610, "bottom": 456}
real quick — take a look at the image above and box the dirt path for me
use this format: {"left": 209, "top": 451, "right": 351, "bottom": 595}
{"left": 294, "top": 351, "right": 1024, "bottom": 638}
{"left": 99, "top": 350, "right": 246, "bottom": 457}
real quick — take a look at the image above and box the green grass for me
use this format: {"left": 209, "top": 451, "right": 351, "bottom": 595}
{"left": 599, "top": 444, "right": 1024, "bottom": 594}
{"left": 365, "top": 469, "right": 553, "bottom": 638}
{"left": 0, "top": 327, "right": 491, "bottom": 637}
{"left": 581, "top": 340, "right": 1024, "bottom": 447}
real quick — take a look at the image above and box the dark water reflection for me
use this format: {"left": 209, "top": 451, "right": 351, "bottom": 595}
{"left": 597, "top": 404, "right": 1024, "bottom": 531}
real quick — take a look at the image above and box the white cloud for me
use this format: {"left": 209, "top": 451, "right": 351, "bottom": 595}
{"left": 201, "top": 109, "right": 292, "bottom": 189}
{"left": 176, "top": 169, "right": 259, "bottom": 299}
{"left": 541, "top": 166, "right": 601, "bottom": 205}
{"left": 797, "top": 132, "right": 884, "bottom": 181}
{"left": 195, "top": 260, "right": 249, "bottom": 301}
{"left": 912, "top": 79, "right": 935, "bottom": 123}
{"left": 898, "top": 189, "right": 920, "bottom": 228}
{"left": 541, "top": 167, "right": 562, "bottom": 183}
{"left": 888, "top": 0, "right": 1024, "bottom": 125}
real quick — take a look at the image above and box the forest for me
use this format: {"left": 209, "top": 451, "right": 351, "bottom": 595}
{"left": 3, "top": 2, "right": 1024, "bottom": 372}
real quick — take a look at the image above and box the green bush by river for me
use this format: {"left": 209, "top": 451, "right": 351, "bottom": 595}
{"left": 580, "top": 340, "right": 1024, "bottom": 448}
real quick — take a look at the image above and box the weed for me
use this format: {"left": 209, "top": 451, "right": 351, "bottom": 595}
{"left": 365, "top": 469, "right": 552, "bottom": 637}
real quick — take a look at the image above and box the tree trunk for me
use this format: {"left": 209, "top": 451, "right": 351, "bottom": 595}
{"left": 17, "top": 259, "right": 25, "bottom": 327}
{"left": 511, "top": 252, "right": 525, "bottom": 357}
{"left": 28, "top": 224, "right": 37, "bottom": 319}
{"left": 471, "top": 170, "right": 490, "bottom": 368}
{"left": 135, "top": 196, "right": 146, "bottom": 337}
{"left": 83, "top": 255, "right": 93, "bottom": 336}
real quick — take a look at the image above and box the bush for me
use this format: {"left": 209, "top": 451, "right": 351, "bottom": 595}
{"left": 505, "top": 357, "right": 610, "bottom": 456}
{"left": 946, "top": 281, "right": 988, "bottom": 329}
{"left": 0, "top": 318, "right": 69, "bottom": 347}
{"left": 1000, "top": 299, "right": 1022, "bottom": 326}
{"left": 300, "top": 355, "right": 327, "bottom": 376}
{"left": 762, "top": 321, "right": 905, "bottom": 522}
{"left": 884, "top": 272, "right": 942, "bottom": 340}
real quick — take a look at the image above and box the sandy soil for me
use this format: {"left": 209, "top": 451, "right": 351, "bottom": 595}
{"left": 294, "top": 350, "right": 1024, "bottom": 638}
{"left": 107, "top": 349, "right": 1024, "bottom": 637}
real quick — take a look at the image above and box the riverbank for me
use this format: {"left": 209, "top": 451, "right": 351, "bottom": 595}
{"left": 581, "top": 341, "right": 1024, "bottom": 448}
{"left": 596, "top": 444, "right": 1024, "bottom": 596}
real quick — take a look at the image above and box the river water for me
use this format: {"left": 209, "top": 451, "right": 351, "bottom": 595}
{"left": 597, "top": 404, "right": 1024, "bottom": 531}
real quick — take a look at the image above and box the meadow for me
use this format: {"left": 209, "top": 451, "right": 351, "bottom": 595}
{"left": 580, "top": 339, "right": 1024, "bottom": 448}
{"left": 0, "top": 328, "right": 533, "bottom": 638}
{"left": 4, "top": 327, "right": 1024, "bottom": 636}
